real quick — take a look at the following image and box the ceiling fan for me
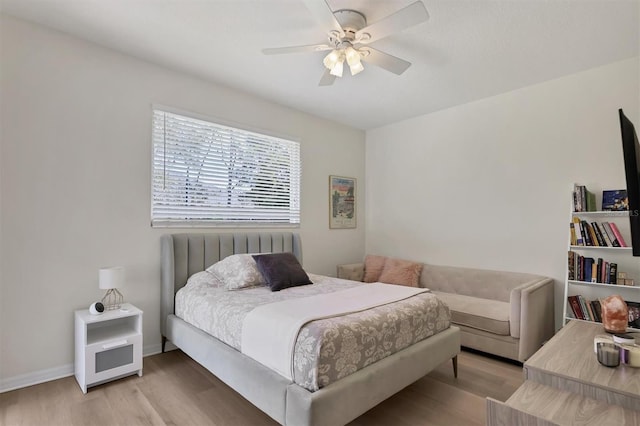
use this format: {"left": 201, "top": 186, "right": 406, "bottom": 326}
{"left": 262, "top": 0, "right": 430, "bottom": 86}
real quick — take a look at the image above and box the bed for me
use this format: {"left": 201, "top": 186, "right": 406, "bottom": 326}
{"left": 161, "top": 232, "right": 460, "bottom": 426}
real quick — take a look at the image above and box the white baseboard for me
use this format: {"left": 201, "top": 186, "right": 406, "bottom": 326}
{"left": 0, "top": 344, "right": 163, "bottom": 393}
{"left": 0, "top": 363, "right": 74, "bottom": 393}
{"left": 143, "top": 343, "right": 163, "bottom": 357}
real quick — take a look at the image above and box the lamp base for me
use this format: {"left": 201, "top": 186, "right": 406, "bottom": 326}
{"left": 101, "top": 288, "right": 124, "bottom": 310}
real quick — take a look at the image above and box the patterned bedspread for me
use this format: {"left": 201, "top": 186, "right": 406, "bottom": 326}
{"left": 175, "top": 272, "right": 451, "bottom": 391}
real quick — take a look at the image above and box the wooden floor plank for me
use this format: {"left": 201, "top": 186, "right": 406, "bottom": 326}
{"left": 0, "top": 349, "right": 523, "bottom": 426}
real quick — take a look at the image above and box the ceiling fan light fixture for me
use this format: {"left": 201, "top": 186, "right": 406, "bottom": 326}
{"left": 345, "top": 46, "right": 364, "bottom": 75}
{"left": 323, "top": 50, "right": 340, "bottom": 70}
{"left": 329, "top": 57, "right": 344, "bottom": 77}
{"left": 344, "top": 46, "right": 360, "bottom": 66}
{"left": 349, "top": 61, "right": 364, "bottom": 76}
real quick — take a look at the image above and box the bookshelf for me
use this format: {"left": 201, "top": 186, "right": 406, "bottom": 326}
{"left": 564, "top": 187, "right": 640, "bottom": 332}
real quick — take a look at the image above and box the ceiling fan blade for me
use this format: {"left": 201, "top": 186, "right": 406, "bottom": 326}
{"left": 303, "top": 0, "right": 344, "bottom": 37}
{"left": 356, "top": 1, "right": 429, "bottom": 44}
{"left": 361, "top": 47, "right": 411, "bottom": 75}
{"left": 262, "top": 44, "right": 332, "bottom": 55}
{"left": 318, "top": 69, "right": 336, "bottom": 86}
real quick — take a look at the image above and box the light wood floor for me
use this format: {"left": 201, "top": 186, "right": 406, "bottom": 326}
{"left": 0, "top": 349, "right": 523, "bottom": 426}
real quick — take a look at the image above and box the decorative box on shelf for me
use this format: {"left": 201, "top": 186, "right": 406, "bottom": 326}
{"left": 74, "top": 303, "right": 143, "bottom": 393}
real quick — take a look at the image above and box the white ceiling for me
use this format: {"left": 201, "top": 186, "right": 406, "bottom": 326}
{"left": 1, "top": 0, "right": 638, "bottom": 130}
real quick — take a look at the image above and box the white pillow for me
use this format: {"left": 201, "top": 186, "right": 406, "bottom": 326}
{"left": 206, "top": 254, "right": 266, "bottom": 290}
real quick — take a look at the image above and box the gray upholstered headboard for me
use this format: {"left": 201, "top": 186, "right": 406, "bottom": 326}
{"left": 160, "top": 232, "right": 302, "bottom": 336}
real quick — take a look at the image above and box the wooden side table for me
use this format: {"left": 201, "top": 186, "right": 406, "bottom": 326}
{"left": 524, "top": 320, "right": 640, "bottom": 409}
{"left": 74, "top": 303, "right": 143, "bottom": 393}
{"left": 487, "top": 320, "right": 640, "bottom": 425}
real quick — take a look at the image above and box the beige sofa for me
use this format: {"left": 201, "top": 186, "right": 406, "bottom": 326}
{"left": 338, "top": 262, "right": 554, "bottom": 362}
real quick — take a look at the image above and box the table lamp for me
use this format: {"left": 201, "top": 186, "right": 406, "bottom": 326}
{"left": 99, "top": 266, "right": 124, "bottom": 310}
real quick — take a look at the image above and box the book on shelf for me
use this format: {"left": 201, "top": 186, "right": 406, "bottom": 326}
{"left": 602, "top": 189, "right": 629, "bottom": 211}
{"left": 598, "top": 223, "right": 613, "bottom": 246}
{"left": 628, "top": 301, "right": 640, "bottom": 329}
{"left": 587, "top": 222, "right": 600, "bottom": 246}
{"left": 567, "top": 251, "right": 576, "bottom": 281}
{"left": 572, "top": 186, "right": 631, "bottom": 212}
{"left": 581, "top": 221, "right": 594, "bottom": 246}
{"left": 573, "top": 184, "right": 597, "bottom": 212}
{"left": 601, "top": 222, "right": 621, "bottom": 247}
{"left": 573, "top": 184, "right": 583, "bottom": 212}
{"left": 596, "top": 258, "right": 603, "bottom": 283}
{"left": 591, "top": 222, "right": 608, "bottom": 247}
{"left": 609, "top": 222, "right": 627, "bottom": 247}
{"left": 570, "top": 251, "right": 580, "bottom": 280}
{"left": 572, "top": 217, "right": 584, "bottom": 245}
{"left": 586, "top": 190, "right": 596, "bottom": 212}
{"left": 567, "top": 251, "right": 622, "bottom": 284}
{"left": 609, "top": 263, "right": 617, "bottom": 284}
{"left": 568, "top": 295, "right": 584, "bottom": 319}
{"left": 584, "top": 302, "right": 595, "bottom": 321}
{"left": 601, "top": 259, "right": 608, "bottom": 283}
{"left": 567, "top": 295, "right": 603, "bottom": 323}
{"left": 569, "top": 218, "right": 629, "bottom": 248}
{"left": 584, "top": 257, "right": 594, "bottom": 282}
{"left": 578, "top": 295, "right": 592, "bottom": 321}
{"left": 591, "top": 300, "right": 602, "bottom": 322}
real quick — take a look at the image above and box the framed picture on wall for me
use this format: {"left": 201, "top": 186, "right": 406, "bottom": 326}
{"left": 329, "top": 175, "right": 356, "bottom": 229}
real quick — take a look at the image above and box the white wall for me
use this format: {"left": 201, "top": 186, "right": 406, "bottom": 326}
{"left": 366, "top": 57, "right": 640, "bottom": 328}
{"left": 0, "top": 15, "right": 365, "bottom": 387}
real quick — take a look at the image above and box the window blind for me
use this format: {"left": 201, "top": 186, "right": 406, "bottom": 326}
{"left": 151, "top": 110, "right": 301, "bottom": 227}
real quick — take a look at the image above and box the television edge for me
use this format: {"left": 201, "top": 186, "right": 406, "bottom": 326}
{"left": 619, "top": 108, "right": 640, "bottom": 256}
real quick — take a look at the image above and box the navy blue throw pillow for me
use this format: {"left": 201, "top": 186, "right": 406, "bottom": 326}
{"left": 252, "top": 252, "right": 313, "bottom": 291}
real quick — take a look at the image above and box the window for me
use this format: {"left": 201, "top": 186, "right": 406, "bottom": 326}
{"left": 152, "top": 109, "right": 301, "bottom": 227}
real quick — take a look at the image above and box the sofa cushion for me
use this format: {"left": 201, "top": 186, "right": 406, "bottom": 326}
{"left": 378, "top": 258, "right": 423, "bottom": 287}
{"left": 337, "top": 263, "right": 364, "bottom": 282}
{"left": 433, "top": 291, "right": 511, "bottom": 336}
{"left": 422, "top": 264, "right": 543, "bottom": 302}
{"left": 363, "top": 255, "right": 387, "bottom": 283}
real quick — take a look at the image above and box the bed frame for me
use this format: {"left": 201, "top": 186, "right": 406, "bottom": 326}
{"left": 160, "top": 232, "right": 461, "bottom": 426}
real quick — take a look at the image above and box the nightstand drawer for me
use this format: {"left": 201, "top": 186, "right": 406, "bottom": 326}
{"left": 85, "top": 333, "right": 142, "bottom": 384}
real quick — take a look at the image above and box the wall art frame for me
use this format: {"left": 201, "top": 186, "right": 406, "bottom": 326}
{"left": 329, "top": 175, "right": 356, "bottom": 229}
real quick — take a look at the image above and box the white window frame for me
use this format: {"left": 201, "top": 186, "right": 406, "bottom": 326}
{"left": 151, "top": 107, "right": 301, "bottom": 228}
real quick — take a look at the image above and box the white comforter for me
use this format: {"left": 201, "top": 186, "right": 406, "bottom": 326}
{"left": 241, "top": 283, "right": 429, "bottom": 380}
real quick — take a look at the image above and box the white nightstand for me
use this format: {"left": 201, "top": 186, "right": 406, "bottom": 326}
{"left": 74, "top": 303, "right": 143, "bottom": 393}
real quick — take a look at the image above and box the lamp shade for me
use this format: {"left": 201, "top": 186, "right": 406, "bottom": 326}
{"left": 99, "top": 266, "right": 125, "bottom": 290}
{"left": 329, "top": 58, "right": 344, "bottom": 77}
{"left": 344, "top": 46, "right": 360, "bottom": 67}
{"left": 349, "top": 61, "right": 364, "bottom": 76}
{"left": 323, "top": 50, "right": 340, "bottom": 70}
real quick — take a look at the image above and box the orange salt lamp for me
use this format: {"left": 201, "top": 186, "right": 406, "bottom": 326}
{"left": 601, "top": 295, "right": 629, "bottom": 334}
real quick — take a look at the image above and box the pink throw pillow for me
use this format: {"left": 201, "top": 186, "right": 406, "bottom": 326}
{"left": 378, "top": 258, "right": 423, "bottom": 287}
{"left": 363, "top": 255, "right": 387, "bottom": 283}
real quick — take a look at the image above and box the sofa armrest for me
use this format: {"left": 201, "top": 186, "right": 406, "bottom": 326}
{"left": 510, "top": 278, "right": 555, "bottom": 361}
{"left": 337, "top": 263, "right": 364, "bottom": 282}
